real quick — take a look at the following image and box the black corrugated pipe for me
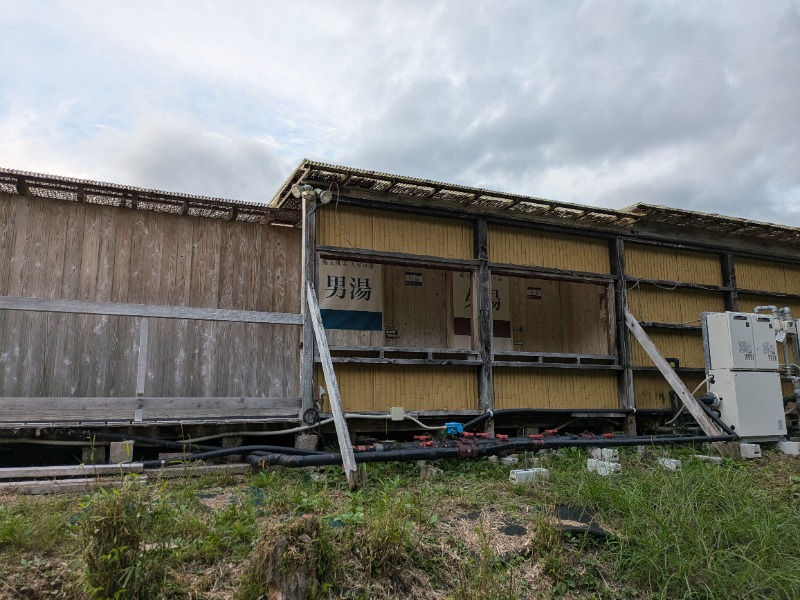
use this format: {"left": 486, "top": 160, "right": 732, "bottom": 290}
{"left": 139, "top": 444, "right": 325, "bottom": 468}
{"left": 462, "top": 408, "right": 635, "bottom": 430}
{"left": 246, "top": 432, "right": 738, "bottom": 470}
{"left": 697, "top": 400, "right": 737, "bottom": 436}
{"left": 70, "top": 430, "right": 221, "bottom": 452}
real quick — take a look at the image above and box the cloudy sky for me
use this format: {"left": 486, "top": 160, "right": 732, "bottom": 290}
{"left": 1, "top": 1, "right": 799, "bottom": 223}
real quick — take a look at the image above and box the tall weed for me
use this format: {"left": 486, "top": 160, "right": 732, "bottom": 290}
{"left": 78, "top": 480, "right": 167, "bottom": 599}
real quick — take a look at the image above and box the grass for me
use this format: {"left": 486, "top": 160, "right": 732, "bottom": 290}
{"left": 0, "top": 449, "right": 799, "bottom": 598}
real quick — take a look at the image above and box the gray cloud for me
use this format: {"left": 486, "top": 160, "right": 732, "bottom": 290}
{"left": 1, "top": 1, "right": 798, "bottom": 224}
{"left": 96, "top": 122, "right": 292, "bottom": 203}
{"left": 344, "top": 2, "right": 800, "bottom": 224}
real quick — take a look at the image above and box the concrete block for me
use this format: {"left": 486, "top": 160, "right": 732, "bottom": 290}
{"left": 294, "top": 433, "right": 318, "bottom": 451}
{"left": 500, "top": 456, "right": 519, "bottom": 466}
{"left": 713, "top": 441, "right": 762, "bottom": 459}
{"left": 587, "top": 458, "right": 622, "bottom": 476}
{"left": 309, "top": 468, "right": 328, "bottom": 482}
{"left": 81, "top": 445, "right": 105, "bottom": 465}
{"left": 589, "top": 448, "right": 620, "bottom": 462}
{"left": 509, "top": 468, "right": 549, "bottom": 483}
{"left": 740, "top": 443, "right": 762, "bottom": 459}
{"left": 222, "top": 436, "right": 244, "bottom": 463}
{"left": 109, "top": 440, "right": 134, "bottom": 464}
{"left": 655, "top": 457, "right": 682, "bottom": 471}
{"left": 693, "top": 454, "right": 723, "bottom": 465}
{"left": 420, "top": 464, "right": 443, "bottom": 481}
{"left": 777, "top": 441, "right": 800, "bottom": 455}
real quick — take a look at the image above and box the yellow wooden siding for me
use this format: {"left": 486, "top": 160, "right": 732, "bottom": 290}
{"left": 317, "top": 364, "right": 476, "bottom": 412}
{"left": 626, "top": 244, "right": 722, "bottom": 285}
{"left": 488, "top": 226, "right": 610, "bottom": 274}
{"left": 316, "top": 205, "right": 472, "bottom": 259}
{"left": 631, "top": 330, "right": 705, "bottom": 368}
{"left": 738, "top": 294, "right": 800, "bottom": 316}
{"left": 736, "top": 259, "right": 800, "bottom": 294}
{"left": 634, "top": 372, "right": 706, "bottom": 410}
{"left": 626, "top": 287, "right": 725, "bottom": 323}
{"left": 493, "top": 369, "right": 618, "bottom": 409}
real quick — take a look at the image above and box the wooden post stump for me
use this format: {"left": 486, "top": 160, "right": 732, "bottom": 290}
{"left": 241, "top": 515, "right": 321, "bottom": 600}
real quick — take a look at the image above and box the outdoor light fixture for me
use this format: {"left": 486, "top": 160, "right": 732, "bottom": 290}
{"left": 315, "top": 188, "right": 333, "bottom": 204}
{"left": 291, "top": 183, "right": 332, "bottom": 205}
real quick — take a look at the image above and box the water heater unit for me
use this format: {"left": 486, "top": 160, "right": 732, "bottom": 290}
{"left": 704, "top": 312, "right": 778, "bottom": 371}
{"left": 703, "top": 312, "right": 786, "bottom": 440}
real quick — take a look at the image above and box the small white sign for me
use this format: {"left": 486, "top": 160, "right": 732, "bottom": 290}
{"left": 527, "top": 286, "right": 542, "bottom": 300}
{"left": 405, "top": 272, "right": 423, "bottom": 286}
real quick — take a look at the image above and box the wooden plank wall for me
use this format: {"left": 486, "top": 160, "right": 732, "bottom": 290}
{"left": 508, "top": 277, "right": 613, "bottom": 354}
{"left": 626, "top": 286, "right": 725, "bottom": 324}
{"left": 488, "top": 226, "right": 610, "bottom": 273}
{"left": 493, "top": 368, "right": 618, "bottom": 409}
{"left": 383, "top": 266, "right": 449, "bottom": 349}
{"left": 316, "top": 205, "right": 472, "bottom": 259}
{"left": 324, "top": 265, "right": 455, "bottom": 348}
{"left": 626, "top": 245, "right": 722, "bottom": 285}
{"left": 738, "top": 295, "right": 800, "bottom": 316}
{"left": 736, "top": 258, "right": 800, "bottom": 294}
{"left": 634, "top": 371, "right": 707, "bottom": 410}
{"left": 318, "top": 364, "right": 476, "bottom": 412}
{"left": 0, "top": 193, "right": 302, "bottom": 400}
{"left": 630, "top": 330, "right": 706, "bottom": 369}
{"left": 625, "top": 244, "right": 725, "bottom": 409}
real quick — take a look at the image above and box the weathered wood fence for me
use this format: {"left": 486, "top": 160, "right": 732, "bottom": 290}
{"left": 0, "top": 175, "right": 303, "bottom": 427}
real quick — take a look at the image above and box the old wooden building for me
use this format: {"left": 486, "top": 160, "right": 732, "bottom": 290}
{"left": 2, "top": 161, "right": 800, "bottom": 436}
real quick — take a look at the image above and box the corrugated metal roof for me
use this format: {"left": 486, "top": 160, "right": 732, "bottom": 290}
{"left": 0, "top": 167, "right": 300, "bottom": 226}
{"left": 269, "top": 160, "right": 639, "bottom": 228}
{"left": 271, "top": 160, "right": 800, "bottom": 244}
{"left": 6, "top": 162, "right": 799, "bottom": 244}
{"left": 625, "top": 203, "right": 800, "bottom": 243}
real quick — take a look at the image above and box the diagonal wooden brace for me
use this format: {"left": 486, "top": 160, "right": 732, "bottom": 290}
{"left": 625, "top": 308, "right": 723, "bottom": 437}
{"left": 306, "top": 282, "right": 361, "bottom": 488}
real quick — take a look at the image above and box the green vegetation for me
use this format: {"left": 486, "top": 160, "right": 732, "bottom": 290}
{"left": 1, "top": 449, "right": 799, "bottom": 598}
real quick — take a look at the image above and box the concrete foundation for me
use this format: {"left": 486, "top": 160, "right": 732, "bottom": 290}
{"left": 713, "top": 441, "right": 762, "bottom": 459}
{"left": 589, "top": 448, "right": 620, "bottom": 462}
{"left": 509, "top": 468, "right": 549, "bottom": 483}
{"left": 222, "top": 436, "right": 244, "bottom": 463}
{"left": 693, "top": 454, "right": 724, "bottom": 465}
{"left": 82, "top": 445, "right": 105, "bottom": 465}
{"left": 655, "top": 457, "right": 681, "bottom": 471}
{"left": 418, "top": 461, "right": 443, "bottom": 480}
{"left": 587, "top": 458, "right": 622, "bottom": 476}
{"left": 777, "top": 441, "right": 800, "bottom": 455}
{"left": 109, "top": 440, "right": 134, "bottom": 464}
{"left": 295, "top": 433, "right": 319, "bottom": 451}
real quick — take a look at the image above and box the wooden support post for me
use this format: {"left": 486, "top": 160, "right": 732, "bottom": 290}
{"left": 610, "top": 238, "right": 635, "bottom": 434}
{"left": 625, "top": 308, "right": 723, "bottom": 437}
{"left": 300, "top": 196, "right": 317, "bottom": 416}
{"left": 307, "top": 282, "right": 360, "bottom": 488}
{"left": 136, "top": 317, "right": 149, "bottom": 397}
{"left": 15, "top": 177, "right": 28, "bottom": 196}
{"left": 474, "top": 219, "right": 494, "bottom": 414}
{"left": 721, "top": 253, "right": 739, "bottom": 312}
